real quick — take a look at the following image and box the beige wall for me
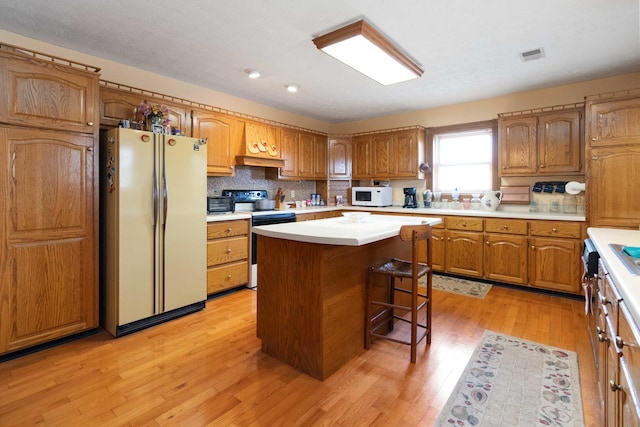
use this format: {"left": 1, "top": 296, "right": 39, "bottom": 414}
{"left": 2, "top": 29, "right": 639, "bottom": 135}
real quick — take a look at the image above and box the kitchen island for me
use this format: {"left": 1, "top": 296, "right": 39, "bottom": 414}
{"left": 253, "top": 214, "right": 441, "bottom": 380}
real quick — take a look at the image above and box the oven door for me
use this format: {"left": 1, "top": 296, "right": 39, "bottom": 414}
{"left": 250, "top": 212, "right": 297, "bottom": 288}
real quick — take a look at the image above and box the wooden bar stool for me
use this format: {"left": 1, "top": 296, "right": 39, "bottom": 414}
{"left": 364, "top": 223, "right": 432, "bottom": 363}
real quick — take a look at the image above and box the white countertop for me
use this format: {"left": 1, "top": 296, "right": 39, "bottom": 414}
{"left": 206, "top": 212, "right": 251, "bottom": 222}
{"left": 252, "top": 213, "right": 442, "bottom": 246}
{"left": 587, "top": 227, "right": 640, "bottom": 327}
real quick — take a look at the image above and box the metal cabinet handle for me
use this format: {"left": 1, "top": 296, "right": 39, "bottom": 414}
{"left": 503, "top": 225, "right": 508, "bottom": 230}
{"left": 600, "top": 295, "right": 611, "bottom": 305}
{"left": 592, "top": 156, "right": 598, "bottom": 160}
{"left": 226, "top": 228, "right": 233, "bottom": 233}
{"left": 486, "top": 241, "right": 490, "bottom": 245}
{"left": 531, "top": 245, "right": 536, "bottom": 250}
{"left": 552, "top": 227, "right": 558, "bottom": 232}
{"left": 609, "top": 380, "right": 621, "bottom": 392}
{"left": 227, "top": 275, "right": 232, "bottom": 279}
{"left": 592, "top": 137, "right": 598, "bottom": 141}
{"left": 226, "top": 248, "right": 232, "bottom": 253}
{"left": 540, "top": 164, "right": 546, "bottom": 168}
{"left": 461, "top": 222, "right": 467, "bottom": 227}
{"left": 616, "top": 336, "right": 624, "bottom": 349}
{"left": 87, "top": 121, "right": 94, "bottom": 126}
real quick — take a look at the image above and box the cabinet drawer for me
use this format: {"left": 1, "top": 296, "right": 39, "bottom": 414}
{"left": 446, "top": 216, "right": 483, "bottom": 231}
{"left": 207, "top": 237, "right": 248, "bottom": 266}
{"left": 207, "top": 220, "right": 249, "bottom": 238}
{"left": 619, "top": 302, "right": 640, "bottom": 402}
{"left": 485, "top": 218, "right": 528, "bottom": 235}
{"left": 207, "top": 261, "right": 249, "bottom": 294}
{"left": 529, "top": 221, "right": 582, "bottom": 238}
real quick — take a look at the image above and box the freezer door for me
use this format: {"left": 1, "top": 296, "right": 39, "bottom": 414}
{"left": 116, "top": 130, "right": 157, "bottom": 324}
{"left": 161, "top": 134, "right": 207, "bottom": 311}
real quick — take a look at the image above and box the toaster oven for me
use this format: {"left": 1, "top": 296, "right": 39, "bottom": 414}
{"left": 207, "top": 196, "right": 234, "bottom": 214}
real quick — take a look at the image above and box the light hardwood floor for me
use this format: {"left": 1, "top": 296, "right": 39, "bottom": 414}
{"left": 0, "top": 283, "right": 599, "bottom": 426}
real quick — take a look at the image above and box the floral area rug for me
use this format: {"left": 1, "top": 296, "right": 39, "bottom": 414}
{"left": 427, "top": 274, "right": 492, "bottom": 299}
{"left": 435, "top": 330, "right": 584, "bottom": 426}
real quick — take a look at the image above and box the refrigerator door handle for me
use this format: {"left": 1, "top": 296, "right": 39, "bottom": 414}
{"left": 162, "top": 175, "right": 168, "bottom": 226}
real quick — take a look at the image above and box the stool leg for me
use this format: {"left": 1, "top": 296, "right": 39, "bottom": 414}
{"left": 426, "top": 271, "right": 432, "bottom": 345}
{"left": 365, "top": 268, "right": 372, "bottom": 350}
{"left": 387, "top": 275, "right": 395, "bottom": 331}
{"left": 411, "top": 277, "right": 417, "bottom": 363}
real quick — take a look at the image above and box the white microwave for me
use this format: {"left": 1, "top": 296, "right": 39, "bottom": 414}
{"left": 351, "top": 186, "right": 393, "bottom": 207}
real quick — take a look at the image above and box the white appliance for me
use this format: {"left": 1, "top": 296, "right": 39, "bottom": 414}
{"left": 352, "top": 186, "right": 393, "bottom": 207}
{"left": 100, "top": 128, "right": 207, "bottom": 337}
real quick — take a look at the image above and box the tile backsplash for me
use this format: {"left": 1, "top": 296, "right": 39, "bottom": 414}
{"left": 207, "top": 166, "right": 316, "bottom": 202}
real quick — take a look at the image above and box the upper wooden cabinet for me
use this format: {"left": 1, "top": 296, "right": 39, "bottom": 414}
{"left": 98, "top": 84, "right": 191, "bottom": 135}
{"left": 267, "top": 128, "right": 327, "bottom": 180}
{"left": 328, "top": 137, "right": 352, "bottom": 180}
{"left": 586, "top": 91, "right": 640, "bottom": 229}
{"left": 0, "top": 50, "right": 99, "bottom": 134}
{"left": 498, "top": 108, "right": 583, "bottom": 176}
{"left": 240, "top": 120, "right": 279, "bottom": 159}
{"left": 588, "top": 96, "right": 640, "bottom": 147}
{"left": 192, "top": 111, "right": 240, "bottom": 176}
{"left": 352, "top": 127, "right": 425, "bottom": 180}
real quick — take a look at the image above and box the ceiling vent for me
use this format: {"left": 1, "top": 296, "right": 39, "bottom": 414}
{"left": 520, "top": 47, "right": 545, "bottom": 62}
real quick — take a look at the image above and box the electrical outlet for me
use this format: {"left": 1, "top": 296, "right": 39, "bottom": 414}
{"left": 290, "top": 190, "right": 295, "bottom": 199}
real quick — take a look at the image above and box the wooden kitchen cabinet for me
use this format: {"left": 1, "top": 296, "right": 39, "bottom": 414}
{"left": 98, "top": 84, "right": 191, "bottom": 135}
{"left": 528, "top": 220, "right": 582, "bottom": 293}
{"left": 588, "top": 95, "right": 640, "bottom": 147}
{"left": 593, "top": 261, "right": 640, "bottom": 426}
{"left": 351, "top": 127, "right": 426, "bottom": 180}
{"left": 587, "top": 146, "right": 640, "bottom": 229}
{"left": 298, "top": 132, "right": 327, "bottom": 179}
{"left": 328, "top": 137, "right": 351, "bottom": 180}
{"left": 498, "top": 108, "right": 583, "bottom": 176}
{"left": 445, "top": 217, "right": 484, "bottom": 277}
{"left": 314, "top": 135, "right": 328, "bottom": 179}
{"left": 206, "top": 219, "right": 250, "bottom": 295}
{"left": 1, "top": 51, "right": 98, "bottom": 134}
{"left": 0, "top": 46, "right": 99, "bottom": 356}
{"left": 192, "top": 110, "right": 239, "bottom": 176}
{"left": 352, "top": 135, "right": 372, "bottom": 179}
{"left": 484, "top": 218, "right": 528, "bottom": 285}
{"left": 0, "top": 126, "right": 97, "bottom": 354}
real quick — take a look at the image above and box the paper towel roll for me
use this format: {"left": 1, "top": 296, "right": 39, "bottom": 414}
{"left": 565, "top": 181, "right": 585, "bottom": 195}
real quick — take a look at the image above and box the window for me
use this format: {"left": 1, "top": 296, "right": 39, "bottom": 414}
{"left": 432, "top": 125, "right": 494, "bottom": 193}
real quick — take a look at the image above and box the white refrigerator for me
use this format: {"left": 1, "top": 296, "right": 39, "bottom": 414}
{"left": 100, "top": 128, "right": 207, "bottom": 337}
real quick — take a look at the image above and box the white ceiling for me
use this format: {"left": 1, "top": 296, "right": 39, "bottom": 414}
{"left": 1, "top": 0, "right": 639, "bottom": 123}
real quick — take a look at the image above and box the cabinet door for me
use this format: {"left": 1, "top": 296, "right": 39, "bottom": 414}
{"left": 371, "top": 133, "right": 393, "bottom": 178}
{"left": 529, "top": 237, "right": 581, "bottom": 293}
{"left": 352, "top": 135, "right": 372, "bottom": 179}
{"left": 589, "top": 97, "right": 640, "bottom": 147}
{"left": 279, "top": 128, "right": 299, "bottom": 177}
{"left": 394, "top": 130, "right": 419, "bottom": 177}
{"left": 0, "top": 126, "right": 97, "bottom": 354}
{"left": 429, "top": 228, "right": 446, "bottom": 271}
{"left": 498, "top": 116, "right": 538, "bottom": 175}
{"left": 445, "top": 230, "right": 483, "bottom": 277}
{"left": 1, "top": 57, "right": 98, "bottom": 134}
{"left": 588, "top": 146, "right": 640, "bottom": 228}
{"left": 314, "top": 135, "right": 328, "bottom": 179}
{"left": 298, "top": 132, "right": 315, "bottom": 178}
{"left": 538, "top": 110, "right": 582, "bottom": 174}
{"left": 192, "top": 111, "right": 236, "bottom": 176}
{"left": 484, "top": 234, "right": 528, "bottom": 285}
{"left": 99, "top": 86, "right": 139, "bottom": 128}
{"left": 329, "top": 138, "right": 351, "bottom": 179}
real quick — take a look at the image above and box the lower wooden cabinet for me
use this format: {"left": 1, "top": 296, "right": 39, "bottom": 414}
{"left": 594, "top": 261, "right": 640, "bottom": 426}
{"left": 295, "top": 210, "right": 342, "bottom": 222}
{"left": 206, "top": 219, "right": 249, "bottom": 295}
{"left": 445, "top": 230, "right": 484, "bottom": 277}
{"left": 0, "top": 126, "right": 98, "bottom": 355}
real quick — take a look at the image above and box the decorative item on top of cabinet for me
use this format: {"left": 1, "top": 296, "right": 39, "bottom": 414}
{"left": 0, "top": 43, "right": 99, "bottom": 356}
{"left": 192, "top": 110, "right": 240, "bottom": 176}
{"left": 328, "top": 137, "right": 352, "bottom": 180}
{"left": 351, "top": 127, "right": 426, "bottom": 180}
{"left": 586, "top": 90, "right": 640, "bottom": 229}
{"left": 99, "top": 81, "right": 191, "bottom": 135}
{"left": 207, "top": 219, "right": 250, "bottom": 294}
{"left": 498, "top": 104, "right": 584, "bottom": 176}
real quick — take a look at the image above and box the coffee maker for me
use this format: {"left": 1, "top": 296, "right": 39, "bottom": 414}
{"left": 403, "top": 187, "right": 418, "bottom": 208}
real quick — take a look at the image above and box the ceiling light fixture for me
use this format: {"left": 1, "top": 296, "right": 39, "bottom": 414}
{"left": 286, "top": 84, "right": 299, "bottom": 93}
{"left": 312, "top": 19, "right": 423, "bottom": 86}
{"left": 246, "top": 69, "right": 261, "bottom": 79}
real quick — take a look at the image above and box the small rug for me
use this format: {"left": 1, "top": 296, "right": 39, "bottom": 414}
{"left": 429, "top": 274, "right": 492, "bottom": 299}
{"left": 435, "top": 330, "right": 584, "bottom": 427}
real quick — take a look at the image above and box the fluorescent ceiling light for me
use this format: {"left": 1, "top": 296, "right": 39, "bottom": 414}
{"left": 312, "top": 19, "right": 423, "bottom": 86}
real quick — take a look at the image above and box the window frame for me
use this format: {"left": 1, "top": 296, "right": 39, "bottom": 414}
{"left": 426, "top": 119, "right": 499, "bottom": 194}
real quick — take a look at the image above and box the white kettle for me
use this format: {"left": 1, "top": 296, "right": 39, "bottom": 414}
{"left": 481, "top": 191, "right": 503, "bottom": 211}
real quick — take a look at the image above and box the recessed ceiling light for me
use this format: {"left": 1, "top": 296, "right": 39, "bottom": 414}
{"left": 520, "top": 48, "right": 546, "bottom": 62}
{"left": 286, "top": 84, "right": 299, "bottom": 93}
{"left": 246, "top": 69, "right": 261, "bottom": 79}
